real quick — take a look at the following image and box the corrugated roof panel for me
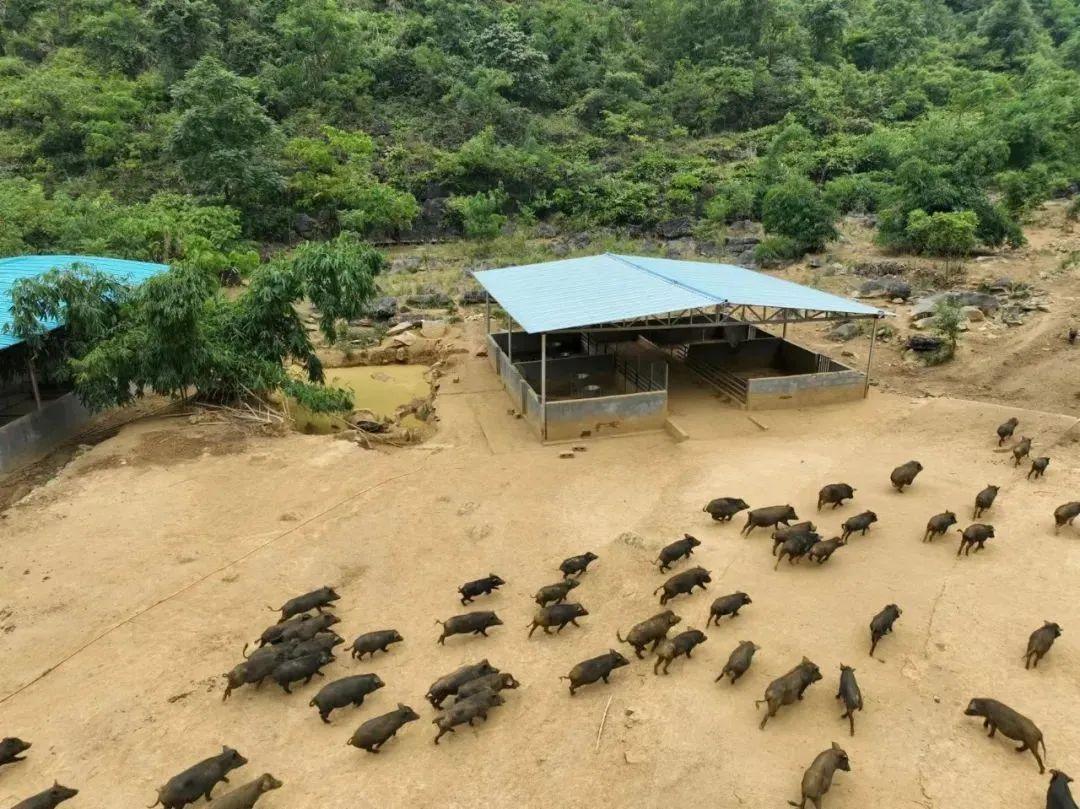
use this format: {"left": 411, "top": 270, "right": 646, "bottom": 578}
{"left": 473, "top": 255, "right": 717, "bottom": 333}
{"left": 613, "top": 255, "right": 883, "bottom": 317}
{"left": 0, "top": 255, "right": 170, "bottom": 350}
{"left": 473, "top": 253, "right": 884, "bottom": 333}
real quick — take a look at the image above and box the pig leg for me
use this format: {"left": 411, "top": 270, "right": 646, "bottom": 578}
{"left": 870, "top": 636, "right": 879, "bottom": 656}
{"left": 653, "top": 658, "right": 663, "bottom": 675}
{"left": 774, "top": 553, "right": 785, "bottom": 571}
{"left": 601, "top": 674, "right": 610, "bottom": 683}
{"left": 987, "top": 722, "right": 997, "bottom": 738}
{"left": 741, "top": 516, "right": 754, "bottom": 536}
{"left": 757, "top": 698, "right": 778, "bottom": 729}
{"left": 848, "top": 709, "right": 856, "bottom": 736}
{"left": 571, "top": 618, "right": 582, "bottom": 627}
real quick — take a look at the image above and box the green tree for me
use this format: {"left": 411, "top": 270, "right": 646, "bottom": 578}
{"left": 904, "top": 209, "right": 978, "bottom": 256}
{"left": 167, "top": 56, "right": 283, "bottom": 207}
{"left": 761, "top": 177, "right": 838, "bottom": 253}
{"left": 146, "top": 0, "right": 221, "bottom": 81}
{"left": 287, "top": 235, "right": 386, "bottom": 341}
{"left": 977, "top": 0, "right": 1041, "bottom": 68}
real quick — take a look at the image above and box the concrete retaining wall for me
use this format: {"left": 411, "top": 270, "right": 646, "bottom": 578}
{"left": 746, "top": 369, "right": 865, "bottom": 409}
{"left": 0, "top": 392, "right": 92, "bottom": 473}
{"left": 544, "top": 390, "right": 667, "bottom": 441}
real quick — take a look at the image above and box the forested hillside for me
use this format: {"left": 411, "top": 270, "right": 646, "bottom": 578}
{"left": 2, "top": 0, "right": 1080, "bottom": 267}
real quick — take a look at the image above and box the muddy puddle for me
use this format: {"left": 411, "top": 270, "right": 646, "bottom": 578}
{"left": 288, "top": 365, "right": 431, "bottom": 434}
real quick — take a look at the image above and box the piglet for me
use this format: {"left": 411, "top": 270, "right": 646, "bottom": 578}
{"left": 432, "top": 690, "right": 505, "bottom": 744}
{"left": 425, "top": 661, "right": 499, "bottom": 709}
{"left": 1055, "top": 502, "right": 1080, "bottom": 533}
{"left": 817, "top": 483, "right": 855, "bottom": 511}
{"left": 841, "top": 511, "right": 877, "bottom": 541}
{"left": 890, "top": 460, "right": 923, "bottom": 492}
{"left": 456, "top": 672, "right": 520, "bottom": 701}
{"left": 958, "top": 523, "right": 995, "bottom": 556}
{"left": 1013, "top": 437, "right": 1033, "bottom": 466}
{"left": 703, "top": 497, "right": 749, "bottom": 522}
{"left": 997, "top": 417, "right": 1018, "bottom": 446}
{"left": 973, "top": 485, "right": 999, "bottom": 519}
{"left": 1028, "top": 457, "right": 1050, "bottom": 480}
{"left": 654, "top": 566, "right": 711, "bottom": 605}
{"left": 271, "top": 650, "right": 334, "bottom": 694}
{"left": 757, "top": 658, "right": 822, "bottom": 729}
{"left": 707, "top": 592, "right": 752, "bottom": 626}
{"left": 527, "top": 603, "right": 588, "bottom": 637}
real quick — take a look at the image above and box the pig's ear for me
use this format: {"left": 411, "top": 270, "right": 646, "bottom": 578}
{"left": 831, "top": 742, "right": 841, "bottom": 750}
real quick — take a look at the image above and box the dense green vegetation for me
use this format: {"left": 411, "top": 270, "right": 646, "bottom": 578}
{"left": 3, "top": 0, "right": 1080, "bottom": 267}
{"left": 6, "top": 238, "right": 384, "bottom": 407}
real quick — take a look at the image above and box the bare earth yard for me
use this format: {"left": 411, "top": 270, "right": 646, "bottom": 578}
{"left": 1, "top": 338, "right": 1079, "bottom": 808}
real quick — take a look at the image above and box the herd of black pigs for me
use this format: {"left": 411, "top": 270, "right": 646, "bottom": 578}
{"left": 3, "top": 416, "right": 1080, "bottom": 809}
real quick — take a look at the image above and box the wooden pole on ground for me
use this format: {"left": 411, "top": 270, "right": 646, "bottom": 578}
{"left": 26, "top": 357, "right": 41, "bottom": 410}
{"left": 863, "top": 316, "right": 879, "bottom": 397}
{"left": 540, "top": 333, "right": 547, "bottom": 440}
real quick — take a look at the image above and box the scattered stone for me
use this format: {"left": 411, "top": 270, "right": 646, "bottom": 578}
{"left": 961, "top": 306, "right": 984, "bottom": 322}
{"left": 387, "top": 321, "right": 416, "bottom": 336}
{"left": 475, "top": 348, "right": 488, "bottom": 358}
{"left": 857, "top": 277, "right": 912, "bottom": 301}
{"left": 452, "top": 376, "right": 460, "bottom": 383}
{"left": 559, "top": 451, "right": 575, "bottom": 459}
{"left": 420, "top": 320, "right": 447, "bottom": 339}
{"left": 392, "top": 332, "right": 417, "bottom": 347}
{"left": 572, "top": 445, "right": 587, "bottom": 452}
{"left": 394, "top": 348, "right": 407, "bottom": 362}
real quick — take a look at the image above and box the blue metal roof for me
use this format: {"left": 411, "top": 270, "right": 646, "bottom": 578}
{"left": 473, "top": 253, "right": 885, "bottom": 333}
{"left": 1, "top": 255, "right": 169, "bottom": 350}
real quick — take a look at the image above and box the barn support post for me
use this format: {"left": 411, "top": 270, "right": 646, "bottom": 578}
{"left": 507, "top": 313, "right": 513, "bottom": 365}
{"left": 26, "top": 357, "right": 41, "bottom": 410}
{"left": 484, "top": 293, "right": 491, "bottom": 334}
{"left": 863, "top": 316, "right": 879, "bottom": 397}
{"left": 540, "top": 332, "right": 547, "bottom": 440}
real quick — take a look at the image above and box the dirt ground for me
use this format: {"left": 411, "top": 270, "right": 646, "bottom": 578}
{"left": 785, "top": 200, "right": 1080, "bottom": 415}
{"left": 1, "top": 319, "right": 1079, "bottom": 809}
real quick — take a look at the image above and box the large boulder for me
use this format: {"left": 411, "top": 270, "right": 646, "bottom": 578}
{"left": 827, "top": 321, "right": 862, "bottom": 342}
{"left": 366, "top": 296, "right": 398, "bottom": 321}
{"left": 657, "top": 217, "right": 694, "bottom": 240}
{"left": 911, "top": 291, "right": 1000, "bottom": 320}
{"left": 905, "top": 334, "right": 944, "bottom": 353}
{"left": 857, "top": 277, "right": 912, "bottom": 301}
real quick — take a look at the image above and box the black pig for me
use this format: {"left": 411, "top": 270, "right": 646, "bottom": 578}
{"left": 528, "top": 603, "right": 589, "bottom": 636}
{"left": 149, "top": 747, "right": 248, "bottom": 809}
{"left": 890, "top": 460, "right": 923, "bottom": 492}
{"left": 836, "top": 665, "right": 863, "bottom": 736}
{"left": 757, "top": 657, "right": 822, "bottom": 729}
{"left": 559, "top": 552, "right": 598, "bottom": 578}
{"left": 268, "top": 586, "right": 339, "bottom": 623}
{"left": 271, "top": 650, "right": 334, "bottom": 694}
{"left": 973, "top": 485, "right": 999, "bottom": 519}
{"left": 653, "top": 628, "right": 707, "bottom": 675}
{"left": 869, "top": 604, "right": 901, "bottom": 656}
{"left": 617, "top": 610, "right": 682, "bottom": 658}
{"left": 435, "top": 611, "right": 503, "bottom": 645}
{"left": 457, "top": 574, "right": 505, "bottom": 605}
{"left": 787, "top": 743, "right": 850, "bottom": 809}
{"left": 12, "top": 784, "right": 78, "bottom": 809}
{"left": 1055, "top": 502, "right": 1080, "bottom": 533}
{"left": 533, "top": 579, "right": 580, "bottom": 606}
{"left": 707, "top": 592, "right": 752, "bottom": 626}
{"left": 425, "top": 661, "right": 499, "bottom": 708}
{"left": 997, "top": 417, "right": 1018, "bottom": 446}
{"left": 741, "top": 505, "right": 798, "bottom": 536}
{"left": 923, "top": 511, "right": 957, "bottom": 542}
{"left": 309, "top": 674, "right": 385, "bottom": 723}
{"left": 1024, "top": 622, "right": 1062, "bottom": 669}
{"left": 841, "top": 511, "right": 877, "bottom": 541}
{"left": 958, "top": 523, "right": 995, "bottom": 556}
{"left": 964, "top": 697, "right": 1046, "bottom": 773}
{"left": 1028, "top": 457, "right": 1050, "bottom": 480}
{"left": 0, "top": 737, "right": 31, "bottom": 767}
{"left": 716, "top": 641, "right": 759, "bottom": 684}
{"left": 703, "top": 497, "right": 749, "bottom": 522}
{"left": 655, "top": 534, "right": 701, "bottom": 572}
{"left": 347, "top": 704, "right": 419, "bottom": 753}
{"left": 349, "top": 629, "right": 403, "bottom": 660}
{"left": 561, "top": 650, "right": 629, "bottom": 695}
{"left": 654, "top": 566, "right": 711, "bottom": 605}
{"left": 817, "top": 483, "right": 855, "bottom": 511}
{"left": 1047, "top": 770, "right": 1078, "bottom": 809}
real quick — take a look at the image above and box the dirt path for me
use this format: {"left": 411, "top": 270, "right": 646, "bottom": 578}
{"left": 1, "top": 345, "right": 1079, "bottom": 808}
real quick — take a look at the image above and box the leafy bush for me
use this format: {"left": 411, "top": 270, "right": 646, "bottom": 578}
{"left": 754, "top": 235, "right": 803, "bottom": 265}
{"left": 282, "top": 379, "right": 354, "bottom": 413}
{"left": 761, "top": 177, "right": 838, "bottom": 254}
{"left": 447, "top": 190, "right": 509, "bottom": 239}
{"left": 904, "top": 209, "right": 978, "bottom": 257}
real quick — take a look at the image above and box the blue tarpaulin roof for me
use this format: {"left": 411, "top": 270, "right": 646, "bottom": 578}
{"left": 1, "top": 255, "right": 169, "bottom": 350}
{"left": 473, "top": 253, "right": 885, "bottom": 333}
